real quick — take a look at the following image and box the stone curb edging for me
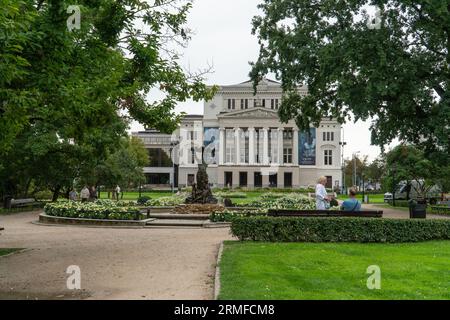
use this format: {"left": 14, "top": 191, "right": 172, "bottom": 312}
{"left": 38, "top": 213, "right": 153, "bottom": 227}
{"left": 214, "top": 241, "right": 224, "bottom": 300}
{"left": 0, "top": 248, "right": 32, "bottom": 259}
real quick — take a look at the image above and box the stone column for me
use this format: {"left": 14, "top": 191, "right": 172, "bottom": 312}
{"left": 293, "top": 128, "right": 299, "bottom": 165}
{"left": 263, "top": 127, "right": 269, "bottom": 165}
{"left": 248, "top": 127, "right": 255, "bottom": 165}
{"left": 278, "top": 128, "right": 284, "bottom": 165}
{"left": 234, "top": 127, "right": 240, "bottom": 165}
{"left": 219, "top": 128, "right": 225, "bottom": 165}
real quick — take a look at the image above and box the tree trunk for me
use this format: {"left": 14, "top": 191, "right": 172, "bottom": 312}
{"left": 52, "top": 186, "right": 61, "bottom": 202}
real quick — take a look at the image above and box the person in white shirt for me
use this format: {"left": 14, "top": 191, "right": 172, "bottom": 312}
{"left": 315, "top": 176, "right": 330, "bottom": 210}
{"left": 80, "top": 186, "right": 90, "bottom": 203}
{"left": 115, "top": 185, "right": 121, "bottom": 200}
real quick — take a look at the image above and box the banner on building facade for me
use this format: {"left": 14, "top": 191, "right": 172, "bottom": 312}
{"left": 299, "top": 128, "right": 316, "bottom": 165}
{"left": 203, "top": 127, "right": 219, "bottom": 165}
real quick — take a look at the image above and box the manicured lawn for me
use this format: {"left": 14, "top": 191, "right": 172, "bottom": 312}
{"left": 0, "top": 248, "right": 21, "bottom": 257}
{"left": 99, "top": 191, "right": 173, "bottom": 200}
{"left": 219, "top": 241, "right": 450, "bottom": 300}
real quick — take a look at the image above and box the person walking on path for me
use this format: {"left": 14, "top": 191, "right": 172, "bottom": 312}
{"left": 115, "top": 185, "right": 121, "bottom": 201}
{"left": 341, "top": 188, "right": 362, "bottom": 212}
{"left": 69, "top": 189, "right": 78, "bottom": 201}
{"left": 315, "top": 176, "right": 330, "bottom": 210}
{"left": 80, "top": 186, "right": 90, "bottom": 203}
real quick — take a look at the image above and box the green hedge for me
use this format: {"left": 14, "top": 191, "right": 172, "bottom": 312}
{"left": 210, "top": 209, "right": 267, "bottom": 222}
{"left": 230, "top": 217, "right": 450, "bottom": 243}
{"left": 44, "top": 201, "right": 141, "bottom": 220}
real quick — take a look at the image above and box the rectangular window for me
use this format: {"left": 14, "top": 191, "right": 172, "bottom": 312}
{"left": 239, "top": 129, "right": 249, "bottom": 164}
{"left": 271, "top": 99, "right": 279, "bottom": 110}
{"left": 227, "top": 99, "right": 235, "bottom": 110}
{"left": 324, "top": 150, "right": 333, "bottom": 166}
{"left": 240, "top": 99, "right": 248, "bottom": 109}
{"left": 283, "top": 148, "right": 293, "bottom": 164}
{"left": 225, "top": 129, "right": 235, "bottom": 163}
{"left": 190, "top": 147, "right": 196, "bottom": 164}
{"left": 262, "top": 99, "right": 266, "bottom": 108}
{"left": 323, "top": 132, "right": 335, "bottom": 141}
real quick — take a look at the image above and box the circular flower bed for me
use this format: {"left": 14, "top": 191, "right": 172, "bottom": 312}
{"left": 44, "top": 200, "right": 141, "bottom": 220}
{"left": 240, "top": 193, "right": 316, "bottom": 210}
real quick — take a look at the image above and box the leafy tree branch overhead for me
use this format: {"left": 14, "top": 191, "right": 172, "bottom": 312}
{"left": 0, "top": 0, "right": 215, "bottom": 199}
{"left": 250, "top": 0, "right": 449, "bottom": 155}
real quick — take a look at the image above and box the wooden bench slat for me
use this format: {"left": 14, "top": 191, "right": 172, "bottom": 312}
{"left": 268, "top": 209, "right": 383, "bottom": 218}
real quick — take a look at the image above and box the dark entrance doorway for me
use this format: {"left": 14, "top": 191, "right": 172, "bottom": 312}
{"left": 326, "top": 176, "right": 333, "bottom": 188}
{"left": 269, "top": 174, "right": 278, "bottom": 188}
{"left": 284, "top": 172, "right": 293, "bottom": 188}
{"left": 254, "top": 172, "right": 262, "bottom": 188}
{"left": 239, "top": 172, "right": 248, "bottom": 187}
{"left": 225, "top": 172, "right": 233, "bottom": 187}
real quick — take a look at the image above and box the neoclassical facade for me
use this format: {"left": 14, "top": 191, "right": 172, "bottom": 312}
{"left": 134, "top": 79, "right": 342, "bottom": 189}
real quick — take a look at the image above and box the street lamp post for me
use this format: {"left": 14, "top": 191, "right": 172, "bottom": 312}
{"left": 353, "top": 151, "right": 360, "bottom": 189}
{"left": 392, "top": 163, "right": 397, "bottom": 207}
{"left": 170, "top": 141, "right": 180, "bottom": 194}
{"left": 339, "top": 127, "right": 347, "bottom": 194}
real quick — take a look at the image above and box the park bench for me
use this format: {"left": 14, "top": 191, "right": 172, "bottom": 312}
{"left": 268, "top": 209, "right": 383, "bottom": 218}
{"left": 5, "top": 198, "right": 44, "bottom": 210}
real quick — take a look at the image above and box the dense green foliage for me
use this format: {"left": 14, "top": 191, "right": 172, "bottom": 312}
{"left": 44, "top": 200, "right": 141, "bottom": 220}
{"left": 383, "top": 145, "right": 448, "bottom": 197}
{"left": 210, "top": 209, "right": 268, "bottom": 222}
{"left": 0, "top": 0, "right": 215, "bottom": 201}
{"left": 219, "top": 241, "right": 450, "bottom": 299}
{"left": 251, "top": 0, "right": 450, "bottom": 156}
{"left": 240, "top": 193, "right": 316, "bottom": 210}
{"left": 231, "top": 216, "right": 450, "bottom": 242}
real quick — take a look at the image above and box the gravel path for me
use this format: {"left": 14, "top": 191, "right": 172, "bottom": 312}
{"left": 0, "top": 211, "right": 233, "bottom": 300}
{"left": 362, "top": 203, "right": 450, "bottom": 220}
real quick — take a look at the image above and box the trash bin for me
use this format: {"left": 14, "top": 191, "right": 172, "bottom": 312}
{"left": 364, "top": 195, "right": 369, "bottom": 204}
{"left": 3, "top": 195, "right": 12, "bottom": 209}
{"left": 409, "top": 200, "right": 427, "bottom": 219}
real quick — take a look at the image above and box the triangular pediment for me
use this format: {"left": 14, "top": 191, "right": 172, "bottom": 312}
{"left": 218, "top": 107, "right": 278, "bottom": 119}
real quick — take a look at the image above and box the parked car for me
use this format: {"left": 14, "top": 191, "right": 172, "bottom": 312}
{"left": 384, "top": 180, "right": 441, "bottom": 204}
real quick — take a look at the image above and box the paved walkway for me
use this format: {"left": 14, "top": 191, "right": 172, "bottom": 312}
{"left": 0, "top": 211, "right": 232, "bottom": 300}
{"left": 362, "top": 203, "right": 450, "bottom": 220}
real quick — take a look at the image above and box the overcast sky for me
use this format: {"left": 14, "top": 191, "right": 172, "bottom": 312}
{"left": 130, "top": 0, "right": 398, "bottom": 162}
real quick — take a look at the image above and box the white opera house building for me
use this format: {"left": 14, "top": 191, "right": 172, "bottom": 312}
{"left": 133, "top": 79, "right": 343, "bottom": 189}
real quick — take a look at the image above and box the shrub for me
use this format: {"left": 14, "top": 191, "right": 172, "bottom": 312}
{"left": 95, "top": 199, "right": 138, "bottom": 207}
{"left": 44, "top": 201, "right": 141, "bottom": 220}
{"left": 146, "top": 194, "right": 186, "bottom": 206}
{"left": 214, "top": 191, "right": 247, "bottom": 198}
{"left": 34, "top": 190, "right": 53, "bottom": 200}
{"left": 210, "top": 209, "right": 268, "bottom": 222}
{"left": 230, "top": 216, "right": 450, "bottom": 243}
{"left": 137, "top": 196, "right": 151, "bottom": 205}
{"left": 240, "top": 193, "right": 316, "bottom": 210}
{"left": 260, "top": 192, "right": 284, "bottom": 199}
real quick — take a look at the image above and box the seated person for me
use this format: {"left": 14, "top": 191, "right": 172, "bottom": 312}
{"left": 341, "top": 188, "right": 362, "bottom": 212}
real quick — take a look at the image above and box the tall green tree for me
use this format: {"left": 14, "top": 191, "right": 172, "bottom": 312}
{"left": 0, "top": 0, "right": 216, "bottom": 201}
{"left": 250, "top": 0, "right": 449, "bottom": 155}
{"left": 383, "top": 145, "right": 441, "bottom": 198}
